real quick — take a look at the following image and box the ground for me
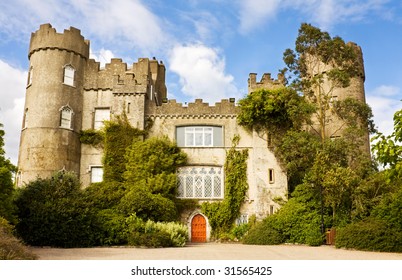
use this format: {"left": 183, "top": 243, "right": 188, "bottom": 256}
{"left": 30, "top": 243, "right": 402, "bottom": 260}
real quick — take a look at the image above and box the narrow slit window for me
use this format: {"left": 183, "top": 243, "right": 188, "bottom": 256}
{"left": 268, "top": 168, "right": 275, "bottom": 184}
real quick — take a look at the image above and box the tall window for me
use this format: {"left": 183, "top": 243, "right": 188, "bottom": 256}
{"left": 91, "top": 166, "right": 103, "bottom": 183}
{"left": 94, "top": 108, "right": 110, "bottom": 130}
{"left": 176, "top": 126, "right": 223, "bottom": 147}
{"left": 27, "top": 66, "right": 33, "bottom": 86}
{"left": 177, "top": 166, "right": 223, "bottom": 199}
{"left": 60, "top": 106, "right": 73, "bottom": 129}
{"left": 63, "top": 65, "right": 75, "bottom": 86}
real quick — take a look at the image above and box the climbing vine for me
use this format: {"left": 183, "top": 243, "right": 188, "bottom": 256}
{"left": 202, "top": 135, "right": 249, "bottom": 238}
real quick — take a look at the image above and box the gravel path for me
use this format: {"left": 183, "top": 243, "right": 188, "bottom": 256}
{"left": 31, "top": 243, "right": 402, "bottom": 260}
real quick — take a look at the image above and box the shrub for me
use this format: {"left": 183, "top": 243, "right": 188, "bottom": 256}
{"left": 243, "top": 219, "right": 284, "bottom": 245}
{"left": 96, "top": 209, "right": 128, "bottom": 246}
{"left": 15, "top": 172, "right": 99, "bottom": 248}
{"left": 126, "top": 214, "right": 188, "bottom": 247}
{"left": 335, "top": 218, "right": 402, "bottom": 252}
{"left": 0, "top": 217, "right": 36, "bottom": 260}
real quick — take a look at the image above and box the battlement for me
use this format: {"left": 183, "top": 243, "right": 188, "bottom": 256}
{"left": 248, "top": 73, "right": 285, "bottom": 94}
{"left": 29, "top": 23, "right": 90, "bottom": 59}
{"left": 147, "top": 98, "right": 238, "bottom": 118}
{"left": 84, "top": 57, "right": 166, "bottom": 99}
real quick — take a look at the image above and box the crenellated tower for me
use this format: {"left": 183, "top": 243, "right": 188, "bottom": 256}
{"left": 17, "top": 24, "right": 89, "bottom": 185}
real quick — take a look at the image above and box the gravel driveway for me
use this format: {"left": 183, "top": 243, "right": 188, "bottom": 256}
{"left": 31, "top": 243, "right": 402, "bottom": 260}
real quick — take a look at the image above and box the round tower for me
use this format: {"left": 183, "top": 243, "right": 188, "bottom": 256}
{"left": 17, "top": 24, "right": 89, "bottom": 185}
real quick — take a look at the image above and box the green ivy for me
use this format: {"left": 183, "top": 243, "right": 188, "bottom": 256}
{"left": 202, "top": 135, "right": 249, "bottom": 238}
{"left": 102, "top": 114, "right": 145, "bottom": 182}
{"left": 79, "top": 129, "right": 104, "bottom": 146}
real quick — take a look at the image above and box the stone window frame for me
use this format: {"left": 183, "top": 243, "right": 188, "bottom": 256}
{"left": 27, "top": 66, "right": 33, "bottom": 86}
{"left": 63, "top": 64, "right": 75, "bottom": 87}
{"left": 176, "top": 125, "right": 223, "bottom": 147}
{"left": 93, "top": 107, "right": 111, "bottom": 130}
{"left": 59, "top": 105, "right": 74, "bottom": 129}
{"left": 268, "top": 168, "right": 275, "bottom": 184}
{"left": 177, "top": 166, "right": 224, "bottom": 199}
{"left": 23, "top": 108, "right": 28, "bottom": 129}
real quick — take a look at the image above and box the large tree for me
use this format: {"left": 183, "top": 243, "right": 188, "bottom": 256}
{"left": 283, "top": 23, "right": 375, "bottom": 142}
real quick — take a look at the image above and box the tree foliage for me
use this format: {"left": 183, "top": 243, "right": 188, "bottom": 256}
{"left": 372, "top": 108, "right": 402, "bottom": 179}
{"left": 283, "top": 23, "right": 374, "bottom": 141}
{"left": 0, "top": 123, "right": 16, "bottom": 223}
{"left": 15, "top": 171, "right": 100, "bottom": 247}
{"left": 238, "top": 87, "right": 314, "bottom": 137}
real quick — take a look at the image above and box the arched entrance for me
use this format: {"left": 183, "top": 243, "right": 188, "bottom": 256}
{"left": 191, "top": 214, "right": 207, "bottom": 242}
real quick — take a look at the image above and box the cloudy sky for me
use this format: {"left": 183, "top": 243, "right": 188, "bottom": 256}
{"left": 0, "top": 0, "right": 401, "bottom": 164}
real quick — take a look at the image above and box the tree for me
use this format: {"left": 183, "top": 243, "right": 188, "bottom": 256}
{"left": 283, "top": 23, "right": 375, "bottom": 142}
{"left": 0, "top": 123, "right": 16, "bottom": 223}
{"left": 372, "top": 108, "right": 402, "bottom": 179}
{"left": 119, "top": 137, "right": 187, "bottom": 221}
{"left": 238, "top": 87, "right": 313, "bottom": 140}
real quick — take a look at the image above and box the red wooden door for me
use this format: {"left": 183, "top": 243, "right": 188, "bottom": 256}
{"left": 191, "top": 214, "right": 206, "bottom": 242}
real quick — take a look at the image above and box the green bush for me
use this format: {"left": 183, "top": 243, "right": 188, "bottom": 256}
{"left": 243, "top": 219, "right": 284, "bottom": 245}
{"left": 96, "top": 209, "right": 128, "bottom": 246}
{"left": 126, "top": 214, "right": 188, "bottom": 247}
{"left": 15, "top": 172, "right": 99, "bottom": 248}
{"left": 0, "top": 217, "right": 36, "bottom": 260}
{"left": 336, "top": 218, "right": 402, "bottom": 252}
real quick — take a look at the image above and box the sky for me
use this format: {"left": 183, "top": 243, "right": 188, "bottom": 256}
{"left": 0, "top": 0, "right": 401, "bottom": 165}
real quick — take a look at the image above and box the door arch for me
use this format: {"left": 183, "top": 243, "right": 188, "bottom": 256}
{"left": 191, "top": 214, "right": 207, "bottom": 242}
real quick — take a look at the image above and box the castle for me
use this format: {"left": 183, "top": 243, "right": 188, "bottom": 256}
{"left": 17, "top": 24, "right": 368, "bottom": 242}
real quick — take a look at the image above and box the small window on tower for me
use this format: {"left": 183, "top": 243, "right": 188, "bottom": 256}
{"left": 60, "top": 106, "right": 73, "bottom": 129}
{"left": 63, "top": 65, "right": 75, "bottom": 86}
{"left": 23, "top": 108, "right": 28, "bottom": 128}
{"left": 27, "top": 66, "right": 33, "bottom": 86}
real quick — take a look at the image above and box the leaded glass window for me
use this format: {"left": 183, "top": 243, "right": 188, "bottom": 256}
{"left": 177, "top": 166, "right": 223, "bottom": 199}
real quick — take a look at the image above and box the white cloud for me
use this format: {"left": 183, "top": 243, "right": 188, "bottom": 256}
{"left": 237, "top": 0, "right": 392, "bottom": 33}
{"left": 168, "top": 44, "right": 240, "bottom": 104}
{"left": 238, "top": 0, "right": 281, "bottom": 34}
{"left": 366, "top": 85, "right": 401, "bottom": 137}
{"left": 0, "top": 0, "right": 167, "bottom": 55}
{"left": 90, "top": 48, "right": 115, "bottom": 68}
{"left": 0, "top": 60, "right": 26, "bottom": 165}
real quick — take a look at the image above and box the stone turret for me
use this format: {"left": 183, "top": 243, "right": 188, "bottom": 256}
{"left": 248, "top": 72, "right": 285, "bottom": 94}
{"left": 17, "top": 24, "right": 89, "bottom": 185}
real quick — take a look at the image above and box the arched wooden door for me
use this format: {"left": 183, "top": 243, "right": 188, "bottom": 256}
{"left": 191, "top": 214, "right": 207, "bottom": 243}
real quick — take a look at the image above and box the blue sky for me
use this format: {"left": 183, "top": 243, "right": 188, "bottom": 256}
{"left": 0, "top": 0, "right": 401, "bottom": 164}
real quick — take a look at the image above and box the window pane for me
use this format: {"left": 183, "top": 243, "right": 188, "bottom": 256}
{"left": 177, "top": 166, "right": 223, "bottom": 199}
{"left": 194, "top": 131, "right": 203, "bottom": 146}
{"left": 64, "top": 66, "right": 75, "bottom": 86}
{"left": 94, "top": 108, "right": 110, "bottom": 130}
{"left": 91, "top": 167, "right": 103, "bottom": 183}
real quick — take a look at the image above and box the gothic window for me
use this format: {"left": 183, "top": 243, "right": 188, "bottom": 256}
{"left": 177, "top": 166, "right": 223, "bottom": 199}
{"left": 176, "top": 126, "right": 223, "bottom": 147}
{"left": 63, "top": 65, "right": 75, "bottom": 86}
{"left": 90, "top": 166, "right": 103, "bottom": 183}
{"left": 27, "top": 66, "right": 33, "bottom": 86}
{"left": 94, "top": 108, "right": 110, "bottom": 130}
{"left": 60, "top": 106, "right": 73, "bottom": 129}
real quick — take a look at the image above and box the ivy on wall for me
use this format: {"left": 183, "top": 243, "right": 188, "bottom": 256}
{"left": 79, "top": 113, "right": 145, "bottom": 182}
{"left": 202, "top": 135, "right": 249, "bottom": 237}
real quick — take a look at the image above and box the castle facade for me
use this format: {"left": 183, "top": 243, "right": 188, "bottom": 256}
{"left": 17, "top": 24, "right": 368, "bottom": 242}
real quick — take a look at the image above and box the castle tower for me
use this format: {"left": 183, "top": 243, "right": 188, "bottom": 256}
{"left": 17, "top": 24, "right": 89, "bottom": 185}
